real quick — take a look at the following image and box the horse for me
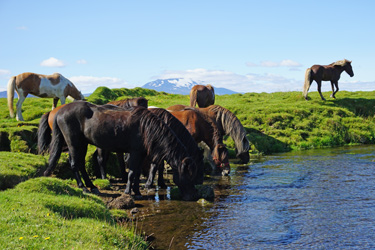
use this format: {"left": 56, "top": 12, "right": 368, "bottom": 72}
{"left": 189, "top": 84, "right": 215, "bottom": 108}
{"left": 44, "top": 101, "right": 199, "bottom": 201}
{"left": 303, "top": 59, "right": 354, "bottom": 101}
{"left": 7, "top": 72, "right": 85, "bottom": 121}
{"left": 143, "top": 108, "right": 204, "bottom": 188}
{"left": 168, "top": 104, "right": 250, "bottom": 164}
{"left": 167, "top": 106, "right": 230, "bottom": 176}
{"left": 107, "top": 97, "right": 148, "bottom": 108}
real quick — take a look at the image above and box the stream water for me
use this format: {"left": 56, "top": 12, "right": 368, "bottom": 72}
{"left": 134, "top": 145, "right": 375, "bottom": 249}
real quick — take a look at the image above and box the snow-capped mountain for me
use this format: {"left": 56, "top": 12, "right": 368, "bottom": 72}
{"left": 142, "top": 78, "right": 238, "bottom": 95}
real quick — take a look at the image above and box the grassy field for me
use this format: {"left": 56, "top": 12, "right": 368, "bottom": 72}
{"left": 1, "top": 87, "right": 375, "bottom": 248}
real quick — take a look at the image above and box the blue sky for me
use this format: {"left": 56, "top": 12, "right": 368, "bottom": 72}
{"left": 0, "top": 0, "right": 374, "bottom": 94}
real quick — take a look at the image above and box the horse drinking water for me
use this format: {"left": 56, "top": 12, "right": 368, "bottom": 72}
{"left": 303, "top": 59, "right": 354, "bottom": 101}
{"left": 7, "top": 72, "right": 84, "bottom": 121}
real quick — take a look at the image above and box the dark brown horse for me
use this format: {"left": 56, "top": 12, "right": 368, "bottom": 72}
{"left": 168, "top": 104, "right": 250, "bottom": 164}
{"left": 38, "top": 97, "right": 148, "bottom": 155}
{"left": 303, "top": 59, "right": 354, "bottom": 100}
{"left": 94, "top": 107, "right": 205, "bottom": 189}
{"left": 190, "top": 84, "right": 215, "bottom": 107}
{"left": 167, "top": 106, "right": 230, "bottom": 176}
{"left": 144, "top": 108, "right": 204, "bottom": 188}
{"left": 42, "top": 101, "right": 199, "bottom": 200}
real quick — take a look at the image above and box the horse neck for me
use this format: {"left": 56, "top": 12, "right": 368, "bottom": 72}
{"left": 67, "top": 84, "right": 83, "bottom": 100}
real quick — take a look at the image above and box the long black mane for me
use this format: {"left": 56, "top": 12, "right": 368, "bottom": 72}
{"left": 149, "top": 108, "right": 203, "bottom": 166}
{"left": 135, "top": 107, "right": 189, "bottom": 168}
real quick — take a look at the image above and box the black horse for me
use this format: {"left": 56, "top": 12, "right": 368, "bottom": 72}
{"left": 44, "top": 101, "right": 199, "bottom": 201}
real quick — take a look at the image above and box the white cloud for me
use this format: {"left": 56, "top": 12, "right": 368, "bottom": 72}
{"left": 77, "top": 59, "right": 87, "bottom": 64}
{"left": 247, "top": 59, "right": 302, "bottom": 68}
{"left": 16, "top": 26, "right": 27, "bottom": 30}
{"left": 40, "top": 57, "right": 66, "bottom": 67}
{"left": 69, "top": 76, "right": 132, "bottom": 93}
{"left": 0, "top": 69, "right": 11, "bottom": 76}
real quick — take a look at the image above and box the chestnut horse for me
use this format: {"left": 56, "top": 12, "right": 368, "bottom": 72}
{"left": 167, "top": 106, "right": 230, "bottom": 176}
{"left": 303, "top": 59, "right": 354, "bottom": 100}
{"left": 7, "top": 72, "right": 84, "bottom": 121}
{"left": 169, "top": 104, "right": 250, "bottom": 164}
{"left": 44, "top": 101, "right": 198, "bottom": 200}
{"left": 189, "top": 84, "right": 215, "bottom": 107}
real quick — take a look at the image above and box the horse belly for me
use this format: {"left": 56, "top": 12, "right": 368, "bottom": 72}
{"left": 38, "top": 78, "right": 66, "bottom": 98}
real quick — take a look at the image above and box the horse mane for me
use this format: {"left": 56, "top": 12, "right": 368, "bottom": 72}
{"left": 108, "top": 97, "right": 148, "bottom": 108}
{"left": 135, "top": 107, "right": 188, "bottom": 168}
{"left": 330, "top": 59, "right": 351, "bottom": 67}
{"left": 187, "top": 107, "right": 223, "bottom": 145}
{"left": 208, "top": 105, "right": 250, "bottom": 155}
{"left": 150, "top": 108, "right": 202, "bottom": 163}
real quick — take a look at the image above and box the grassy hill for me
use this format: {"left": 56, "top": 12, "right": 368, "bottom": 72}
{"left": 2, "top": 87, "right": 375, "bottom": 155}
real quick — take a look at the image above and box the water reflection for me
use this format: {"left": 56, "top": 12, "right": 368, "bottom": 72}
{"left": 137, "top": 145, "right": 375, "bottom": 249}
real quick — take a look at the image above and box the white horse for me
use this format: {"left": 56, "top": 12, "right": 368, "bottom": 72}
{"left": 7, "top": 72, "right": 85, "bottom": 121}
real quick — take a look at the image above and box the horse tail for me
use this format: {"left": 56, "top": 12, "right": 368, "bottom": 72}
{"left": 37, "top": 112, "right": 52, "bottom": 154}
{"left": 44, "top": 118, "right": 64, "bottom": 176}
{"left": 7, "top": 76, "right": 16, "bottom": 118}
{"left": 206, "top": 84, "right": 215, "bottom": 105}
{"left": 190, "top": 88, "right": 197, "bottom": 107}
{"left": 303, "top": 68, "right": 312, "bottom": 99}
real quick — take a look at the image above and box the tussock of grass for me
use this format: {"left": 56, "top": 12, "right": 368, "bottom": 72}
{"left": 0, "top": 152, "right": 48, "bottom": 190}
{"left": 0, "top": 177, "right": 148, "bottom": 249}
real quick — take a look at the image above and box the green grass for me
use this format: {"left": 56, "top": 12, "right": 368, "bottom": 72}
{"left": 0, "top": 152, "right": 48, "bottom": 190}
{"left": 0, "top": 177, "right": 147, "bottom": 249}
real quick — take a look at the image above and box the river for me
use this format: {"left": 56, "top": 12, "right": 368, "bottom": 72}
{"left": 134, "top": 145, "right": 375, "bottom": 249}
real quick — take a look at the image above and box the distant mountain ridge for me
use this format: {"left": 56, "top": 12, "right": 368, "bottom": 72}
{"left": 0, "top": 78, "right": 237, "bottom": 97}
{"left": 142, "top": 78, "right": 237, "bottom": 95}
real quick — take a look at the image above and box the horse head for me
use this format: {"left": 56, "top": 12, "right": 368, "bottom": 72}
{"left": 237, "top": 150, "right": 250, "bottom": 164}
{"left": 173, "top": 157, "right": 198, "bottom": 201}
{"left": 212, "top": 143, "right": 230, "bottom": 176}
{"left": 344, "top": 60, "right": 354, "bottom": 77}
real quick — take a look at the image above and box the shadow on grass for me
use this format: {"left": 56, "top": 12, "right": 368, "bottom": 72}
{"left": 329, "top": 98, "right": 375, "bottom": 117}
{"left": 246, "top": 128, "right": 291, "bottom": 154}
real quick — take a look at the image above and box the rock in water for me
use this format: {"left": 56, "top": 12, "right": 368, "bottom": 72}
{"left": 108, "top": 194, "right": 135, "bottom": 209}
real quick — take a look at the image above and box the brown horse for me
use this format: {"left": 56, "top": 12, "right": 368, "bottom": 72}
{"left": 168, "top": 104, "right": 250, "bottom": 164}
{"left": 303, "top": 59, "right": 354, "bottom": 100}
{"left": 44, "top": 101, "right": 198, "bottom": 200}
{"left": 167, "top": 106, "right": 230, "bottom": 176}
{"left": 189, "top": 84, "right": 215, "bottom": 107}
{"left": 107, "top": 97, "right": 148, "bottom": 108}
{"left": 8, "top": 72, "right": 84, "bottom": 121}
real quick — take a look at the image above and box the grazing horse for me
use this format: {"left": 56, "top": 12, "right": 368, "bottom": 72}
{"left": 44, "top": 101, "right": 198, "bottom": 200}
{"left": 7, "top": 72, "right": 84, "bottom": 121}
{"left": 144, "top": 108, "right": 204, "bottom": 188}
{"left": 168, "top": 104, "right": 250, "bottom": 164}
{"left": 189, "top": 84, "right": 215, "bottom": 108}
{"left": 303, "top": 59, "right": 354, "bottom": 101}
{"left": 167, "top": 106, "right": 230, "bottom": 176}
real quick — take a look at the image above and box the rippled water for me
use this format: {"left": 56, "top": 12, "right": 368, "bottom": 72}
{"left": 137, "top": 145, "right": 375, "bottom": 249}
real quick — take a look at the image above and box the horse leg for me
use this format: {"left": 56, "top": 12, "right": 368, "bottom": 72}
{"left": 96, "top": 148, "right": 109, "bottom": 179}
{"left": 15, "top": 91, "right": 27, "bottom": 121}
{"left": 53, "top": 98, "right": 59, "bottom": 109}
{"left": 331, "top": 82, "right": 339, "bottom": 98}
{"left": 157, "top": 164, "right": 167, "bottom": 189}
{"left": 115, "top": 152, "right": 128, "bottom": 183}
{"left": 124, "top": 152, "right": 144, "bottom": 197}
{"left": 145, "top": 162, "right": 157, "bottom": 189}
{"left": 316, "top": 81, "right": 326, "bottom": 101}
